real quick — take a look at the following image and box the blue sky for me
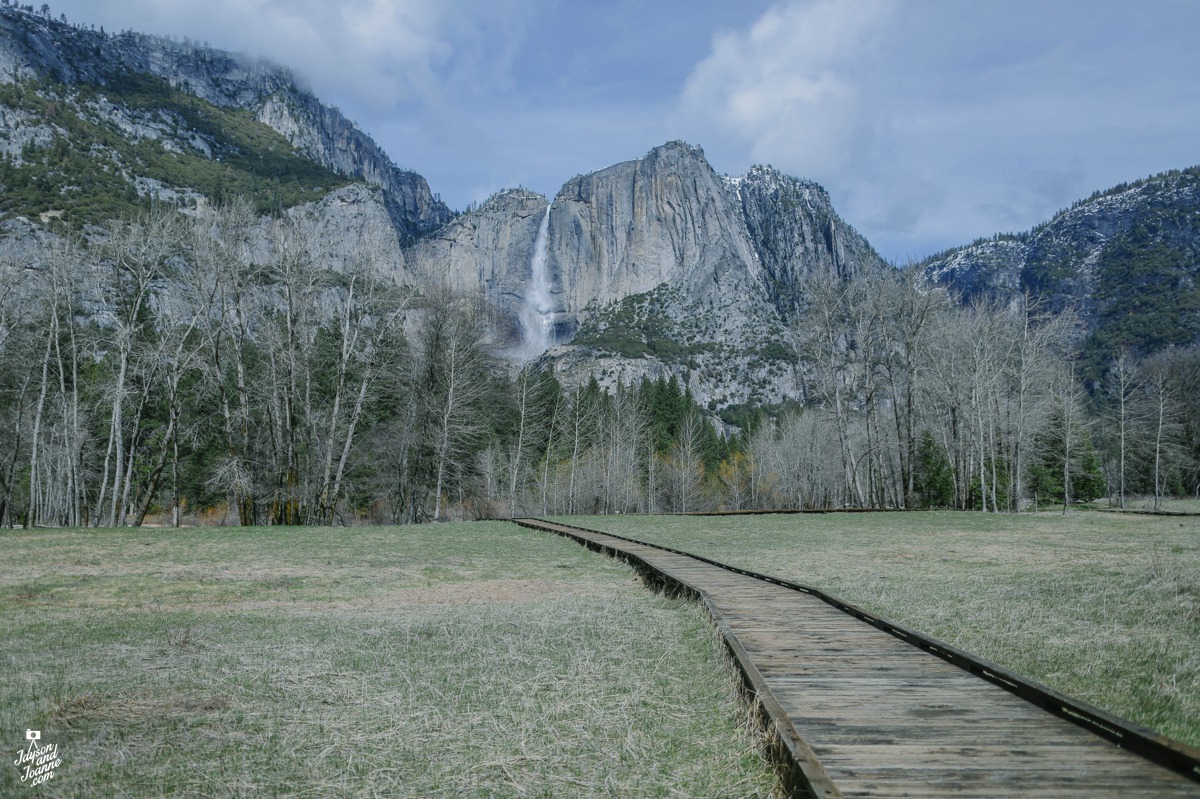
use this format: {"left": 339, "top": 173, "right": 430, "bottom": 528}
{"left": 46, "top": 0, "right": 1200, "bottom": 262}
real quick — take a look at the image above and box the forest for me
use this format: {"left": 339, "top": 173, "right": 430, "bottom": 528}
{"left": 1, "top": 201, "right": 1198, "bottom": 528}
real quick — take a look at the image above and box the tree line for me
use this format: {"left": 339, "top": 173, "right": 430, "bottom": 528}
{"left": 1, "top": 202, "right": 1197, "bottom": 528}
{"left": 764, "top": 265, "right": 1198, "bottom": 512}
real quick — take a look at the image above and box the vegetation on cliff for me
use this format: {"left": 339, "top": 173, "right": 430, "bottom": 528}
{"left": 0, "top": 74, "right": 350, "bottom": 225}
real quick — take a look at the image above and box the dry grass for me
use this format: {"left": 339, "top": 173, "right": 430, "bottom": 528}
{"left": 558, "top": 510, "right": 1200, "bottom": 749}
{"left": 1115, "top": 497, "right": 1200, "bottom": 514}
{"left": 0, "top": 522, "right": 780, "bottom": 798}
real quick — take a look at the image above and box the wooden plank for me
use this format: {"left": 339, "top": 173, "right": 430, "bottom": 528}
{"left": 513, "top": 519, "right": 1200, "bottom": 798}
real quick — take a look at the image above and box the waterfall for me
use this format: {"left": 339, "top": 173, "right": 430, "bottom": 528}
{"left": 521, "top": 204, "right": 553, "bottom": 360}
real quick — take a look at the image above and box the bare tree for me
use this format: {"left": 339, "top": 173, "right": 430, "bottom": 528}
{"left": 537, "top": 385, "right": 565, "bottom": 515}
{"left": 664, "top": 410, "right": 706, "bottom": 513}
{"left": 1044, "top": 364, "right": 1096, "bottom": 514}
{"left": 563, "top": 381, "right": 600, "bottom": 515}
{"left": 1139, "top": 353, "right": 1184, "bottom": 512}
{"left": 93, "top": 207, "right": 186, "bottom": 526}
{"left": 0, "top": 242, "right": 40, "bottom": 526}
{"left": 404, "top": 286, "right": 492, "bottom": 522}
{"left": 1104, "top": 350, "right": 1143, "bottom": 509}
{"left": 793, "top": 269, "right": 868, "bottom": 505}
{"left": 750, "top": 409, "right": 844, "bottom": 509}
{"left": 718, "top": 451, "right": 752, "bottom": 510}
{"left": 260, "top": 211, "right": 327, "bottom": 524}
{"left": 506, "top": 367, "right": 539, "bottom": 517}
{"left": 189, "top": 199, "right": 263, "bottom": 525}
{"left": 313, "top": 235, "right": 411, "bottom": 524}
{"left": 877, "top": 266, "right": 950, "bottom": 507}
{"left": 126, "top": 284, "right": 206, "bottom": 527}
{"left": 599, "top": 383, "right": 646, "bottom": 513}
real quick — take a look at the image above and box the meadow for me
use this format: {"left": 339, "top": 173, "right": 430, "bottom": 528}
{"left": 0, "top": 523, "right": 780, "bottom": 798}
{"left": 558, "top": 510, "right": 1200, "bottom": 749}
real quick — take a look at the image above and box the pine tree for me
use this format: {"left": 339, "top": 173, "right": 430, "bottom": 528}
{"left": 1029, "top": 408, "right": 1106, "bottom": 508}
{"left": 913, "top": 430, "right": 954, "bottom": 508}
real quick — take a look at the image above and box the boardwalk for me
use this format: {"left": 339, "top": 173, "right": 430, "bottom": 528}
{"left": 514, "top": 519, "right": 1200, "bottom": 799}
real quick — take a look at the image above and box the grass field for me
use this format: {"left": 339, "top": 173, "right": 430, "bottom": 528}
{"left": 556, "top": 510, "right": 1200, "bottom": 749}
{"left": 0, "top": 523, "right": 780, "bottom": 798}
{"left": 1105, "top": 497, "right": 1200, "bottom": 514}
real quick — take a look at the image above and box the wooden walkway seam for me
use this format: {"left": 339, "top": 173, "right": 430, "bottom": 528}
{"left": 512, "top": 518, "right": 1200, "bottom": 799}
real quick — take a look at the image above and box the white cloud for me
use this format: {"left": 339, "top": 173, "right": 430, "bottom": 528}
{"left": 677, "top": 0, "right": 1200, "bottom": 261}
{"left": 679, "top": 0, "right": 891, "bottom": 179}
{"left": 53, "top": 0, "right": 513, "bottom": 113}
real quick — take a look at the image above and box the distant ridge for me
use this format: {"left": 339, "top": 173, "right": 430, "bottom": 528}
{"left": 922, "top": 165, "right": 1200, "bottom": 378}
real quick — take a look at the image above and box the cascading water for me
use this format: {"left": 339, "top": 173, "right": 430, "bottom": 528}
{"left": 520, "top": 204, "right": 554, "bottom": 361}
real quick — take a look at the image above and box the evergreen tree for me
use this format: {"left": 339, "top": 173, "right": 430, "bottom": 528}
{"left": 913, "top": 430, "right": 954, "bottom": 508}
{"left": 1028, "top": 408, "right": 1106, "bottom": 508}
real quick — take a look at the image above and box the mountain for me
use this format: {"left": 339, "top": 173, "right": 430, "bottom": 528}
{"left": 0, "top": 5, "right": 450, "bottom": 237}
{"left": 0, "top": 7, "right": 890, "bottom": 417}
{"left": 26, "top": 4, "right": 1196, "bottom": 411}
{"left": 922, "top": 167, "right": 1200, "bottom": 377}
{"left": 9, "top": 3, "right": 1196, "bottom": 412}
{"left": 406, "top": 141, "right": 889, "bottom": 411}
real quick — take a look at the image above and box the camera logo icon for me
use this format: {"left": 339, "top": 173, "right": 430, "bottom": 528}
{"left": 26, "top": 730, "right": 40, "bottom": 742}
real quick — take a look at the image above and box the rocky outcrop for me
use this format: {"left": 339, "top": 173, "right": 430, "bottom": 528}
{"left": 548, "top": 141, "right": 767, "bottom": 313}
{"left": 253, "top": 91, "right": 451, "bottom": 240}
{"left": 405, "top": 187, "right": 550, "bottom": 345}
{"left": 402, "top": 141, "right": 881, "bottom": 409}
{"left": 735, "top": 165, "right": 887, "bottom": 322}
{"left": 297, "top": 182, "right": 410, "bottom": 275}
{"left": 537, "top": 143, "right": 792, "bottom": 407}
{"left": 0, "top": 6, "right": 450, "bottom": 238}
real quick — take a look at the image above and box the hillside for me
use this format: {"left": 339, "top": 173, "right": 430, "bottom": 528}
{"left": 0, "top": 71, "right": 352, "bottom": 224}
{"left": 922, "top": 167, "right": 1200, "bottom": 379}
{"left": 0, "top": 4, "right": 450, "bottom": 236}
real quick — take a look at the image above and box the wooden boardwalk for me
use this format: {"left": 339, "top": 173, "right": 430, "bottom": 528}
{"left": 513, "top": 518, "right": 1200, "bottom": 799}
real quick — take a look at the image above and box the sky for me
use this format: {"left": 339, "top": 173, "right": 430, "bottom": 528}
{"left": 44, "top": 0, "right": 1200, "bottom": 263}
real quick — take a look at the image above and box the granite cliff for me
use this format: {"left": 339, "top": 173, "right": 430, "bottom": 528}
{"left": 0, "top": 5, "right": 450, "bottom": 237}
{"left": 403, "top": 141, "right": 888, "bottom": 409}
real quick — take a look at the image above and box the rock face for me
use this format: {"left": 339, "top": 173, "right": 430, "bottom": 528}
{"left": 405, "top": 141, "right": 889, "bottom": 408}
{"left": 0, "top": 6, "right": 450, "bottom": 238}
{"left": 253, "top": 91, "right": 450, "bottom": 241}
{"left": 548, "top": 141, "right": 767, "bottom": 314}
{"left": 735, "top": 164, "right": 883, "bottom": 322}
{"left": 405, "top": 188, "right": 552, "bottom": 347}
{"left": 301, "top": 183, "right": 410, "bottom": 274}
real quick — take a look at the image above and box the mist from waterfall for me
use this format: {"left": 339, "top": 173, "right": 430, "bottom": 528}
{"left": 521, "top": 203, "right": 553, "bottom": 361}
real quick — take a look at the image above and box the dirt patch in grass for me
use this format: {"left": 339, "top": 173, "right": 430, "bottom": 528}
{"left": 382, "top": 577, "right": 620, "bottom": 605}
{"left": 53, "top": 693, "right": 233, "bottom": 728}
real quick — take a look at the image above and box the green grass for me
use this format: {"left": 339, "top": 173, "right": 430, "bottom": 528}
{"left": 1109, "top": 497, "right": 1200, "bottom": 514}
{"left": 554, "top": 510, "right": 1200, "bottom": 749}
{"left": 0, "top": 523, "right": 779, "bottom": 797}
